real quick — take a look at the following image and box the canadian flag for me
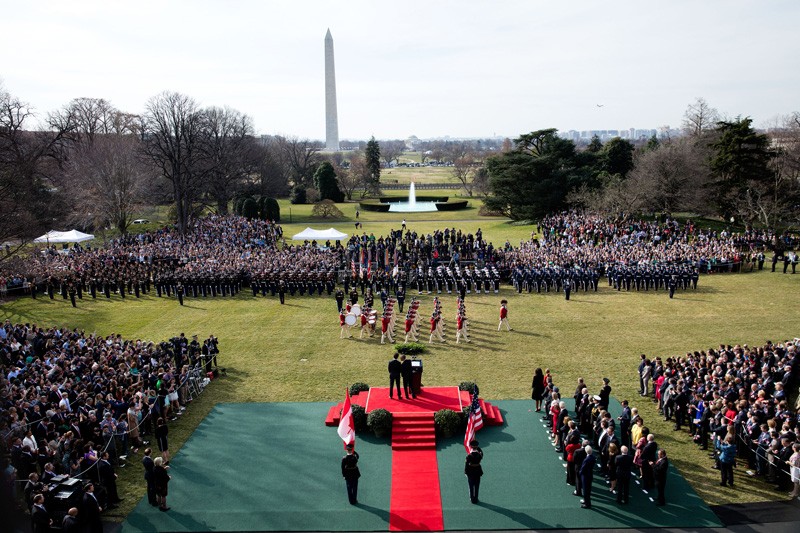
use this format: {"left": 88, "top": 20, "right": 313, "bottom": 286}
{"left": 337, "top": 388, "right": 356, "bottom": 447}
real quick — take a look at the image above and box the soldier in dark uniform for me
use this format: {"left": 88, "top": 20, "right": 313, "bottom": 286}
{"left": 68, "top": 284, "right": 77, "bottom": 308}
{"left": 668, "top": 275, "right": 677, "bottom": 299}
{"left": 465, "top": 439, "right": 484, "bottom": 504}
{"left": 335, "top": 288, "right": 345, "bottom": 312}
{"left": 341, "top": 443, "right": 360, "bottom": 505}
{"left": 564, "top": 276, "right": 571, "bottom": 300}
{"left": 349, "top": 288, "right": 359, "bottom": 305}
{"left": 177, "top": 282, "right": 184, "bottom": 306}
{"left": 396, "top": 286, "right": 406, "bottom": 313}
{"left": 278, "top": 280, "right": 286, "bottom": 305}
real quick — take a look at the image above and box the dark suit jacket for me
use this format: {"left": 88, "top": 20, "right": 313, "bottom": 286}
{"left": 654, "top": 457, "right": 669, "bottom": 484}
{"left": 615, "top": 453, "right": 633, "bottom": 478}
{"left": 400, "top": 359, "right": 412, "bottom": 378}
{"left": 31, "top": 505, "right": 51, "bottom": 533}
{"left": 388, "top": 359, "right": 401, "bottom": 377}
{"left": 580, "top": 454, "right": 596, "bottom": 480}
{"left": 642, "top": 441, "right": 658, "bottom": 464}
{"left": 142, "top": 455, "right": 154, "bottom": 481}
{"left": 82, "top": 492, "right": 102, "bottom": 523}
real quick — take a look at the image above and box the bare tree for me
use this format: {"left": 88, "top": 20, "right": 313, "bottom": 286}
{"left": 141, "top": 91, "right": 207, "bottom": 235}
{"left": 66, "top": 135, "right": 153, "bottom": 234}
{"left": 625, "top": 138, "right": 713, "bottom": 215}
{"left": 380, "top": 140, "right": 405, "bottom": 167}
{"left": 452, "top": 151, "right": 476, "bottom": 196}
{"left": 251, "top": 136, "right": 290, "bottom": 197}
{"left": 345, "top": 151, "right": 373, "bottom": 199}
{"left": 0, "top": 86, "right": 73, "bottom": 261}
{"left": 682, "top": 97, "right": 720, "bottom": 137}
{"left": 277, "top": 136, "right": 321, "bottom": 188}
{"left": 203, "top": 106, "right": 255, "bottom": 213}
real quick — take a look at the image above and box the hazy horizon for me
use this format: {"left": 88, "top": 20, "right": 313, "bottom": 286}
{"left": 1, "top": 0, "right": 798, "bottom": 140}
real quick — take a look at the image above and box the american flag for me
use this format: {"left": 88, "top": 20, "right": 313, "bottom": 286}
{"left": 464, "top": 386, "right": 483, "bottom": 452}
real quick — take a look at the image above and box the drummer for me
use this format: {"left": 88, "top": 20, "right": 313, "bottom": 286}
{"left": 404, "top": 311, "right": 418, "bottom": 342}
{"left": 340, "top": 309, "right": 353, "bottom": 339}
{"left": 381, "top": 312, "right": 395, "bottom": 344}
{"left": 429, "top": 311, "right": 446, "bottom": 344}
{"left": 456, "top": 311, "right": 469, "bottom": 343}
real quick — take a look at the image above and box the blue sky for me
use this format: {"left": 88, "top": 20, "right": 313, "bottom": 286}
{"left": 1, "top": 0, "right": 797, "bottom": 139}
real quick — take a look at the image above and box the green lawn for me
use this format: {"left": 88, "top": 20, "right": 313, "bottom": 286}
{"left": 3, "top": 257, "right": 799, "bottom": 518}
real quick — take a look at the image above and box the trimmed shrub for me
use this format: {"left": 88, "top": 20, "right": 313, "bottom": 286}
{"left": 349, "top": 382, "right": 370, "bottom": 396}
{"left": 458, "top": 381, "right": 478, "bottom": 392}
{"left": 395, "top": 342, "right": 426, "bottom": 356}
{"left": 241, "top": 197, "right": 259, "bottom": 219}
{"left": 478, "top": 205, "right": 504, "bottom": 216}
{"left": 351, "top": 404, "right": 368, "bottom": 433}
{"left": 311, "top": 199, "right": 344, "bottom": 219}
{"left": 367, "top": 408, "right": 393, "bottom": 438}
{"left": 434, "top": 409, "right": 464, "bottom": 438}
{"left": 378, "top": 196, "right": 448, "bottom": 203}
{"left": 290, "top": 186, "right": 307, "bottom": 205}
{"left": 264, "top": 197, "right": 280, "bottom": 222}
{"left": 359, "top": 200, "right": 390, "bottom": 212}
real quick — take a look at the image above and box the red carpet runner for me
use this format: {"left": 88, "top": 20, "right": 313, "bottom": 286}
{"left": 389, "top": 413, "right": 443, "bottom": 531}
{"left": 324, "top": 387, "right": 504, "bottom": 531}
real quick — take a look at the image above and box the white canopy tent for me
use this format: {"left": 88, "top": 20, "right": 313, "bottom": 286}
{"left": 34, "top": 229, "right": 95, "bottom": 243}
{"left": 291, "top": 227, "right": 348, "bottom": 241}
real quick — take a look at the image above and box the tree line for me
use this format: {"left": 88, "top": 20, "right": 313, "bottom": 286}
{"left": 484, "top": 98, "right": 800, "bottom": 230}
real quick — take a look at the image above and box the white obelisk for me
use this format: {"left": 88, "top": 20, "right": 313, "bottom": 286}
{"left": 324, "top": 29, "right": 340, "bottom": 151}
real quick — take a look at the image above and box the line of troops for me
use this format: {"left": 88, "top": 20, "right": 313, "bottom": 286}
{"left": 511, "top": 266, "right": 601, "bottom": 294}
{"left": 605, "top": 264, "right": 699, "bottom": 292}
{"left": 411, "top": 265, "right": 501, "bottom": 295}
{"left": 248, "top": 269, "right": 338, "bottom": 298}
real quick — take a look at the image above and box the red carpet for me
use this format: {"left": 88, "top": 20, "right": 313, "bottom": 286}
{"left": 323, "top": 386, "right": 505, "bottom": 531}
{"left": 390, "top": 413, "right": 442, "bottom": 531}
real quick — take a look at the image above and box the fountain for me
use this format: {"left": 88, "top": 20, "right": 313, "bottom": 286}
{"left": 388, "top": 182, "right": 439, "bottom": 212}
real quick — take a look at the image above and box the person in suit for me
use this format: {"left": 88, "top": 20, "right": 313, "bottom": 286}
{"left": 653, "top": 449, "right": 669, "bottom": 505}
{"left": 141, "top": 448, "right": 157, "bottom": 506}
{"left": 81, "top": 482, "right": 104, "bottom": 533}
{"left": 400, "top": 354, "right": 416, "bottom": 399}
{"left": 341, "top": 443, "right": 360, "bottom": 505}
{"left": 465, "top": 439, "right": 483, "bottom": 504}
{"left": 579, "top": 445, "right": 595, "bottom": 509}
{"left": 98, "top": 451, "right": 121, "bottom": 507}
{"left": 618, "top": 400, "right": 632, "bottom": 448}
{"left": 61, "top": 507, "right": 80, "bottom": 533}
{"left": 153, "top": 456, "right": 171, "bottom": 511}
{"left": 615, "top": 446, "right": 633, "bottom": 504}
{"left": 572, "top": 440, "right": 589, "bottom": 497}
{"left": 641, "top": 434, "right": 658, "bottom": 492}
{"left": 31, "top": 493, "right": 53, "bottom": 533}
{"left": 388, "top": 353, "right": 403, "bottom": 399}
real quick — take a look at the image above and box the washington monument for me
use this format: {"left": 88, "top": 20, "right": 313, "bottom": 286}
{"left": 324, "top": 29, "right": 339, "bottom": 151}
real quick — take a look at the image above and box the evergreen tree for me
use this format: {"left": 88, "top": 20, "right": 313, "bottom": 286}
{"left": 365, "top": 137, "right": 381, "bottom": 194}
{"left": 313, "top": 161, "right": 344, "bottom": 202}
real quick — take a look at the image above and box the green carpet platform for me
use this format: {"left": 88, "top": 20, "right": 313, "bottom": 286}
{"left": 122, "top": 399, "right": 721, "bottom": 532}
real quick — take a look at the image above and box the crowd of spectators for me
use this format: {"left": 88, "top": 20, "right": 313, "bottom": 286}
{"left": 0, "top": 320, "right": 215, "bottom": 522}
{"left": 0, "top": 212, "right": 795, "bottom": 304}
{"left": 637, "top": 338, "right": 800, "bottom": 498}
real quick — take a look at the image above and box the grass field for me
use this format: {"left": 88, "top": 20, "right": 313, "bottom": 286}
{"left": 2, "top": 227, "right": 799, "bottom": 521}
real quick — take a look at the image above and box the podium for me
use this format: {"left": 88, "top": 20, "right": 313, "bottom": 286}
{"left": 410, "top": 358, "right": 423, "bottom": 394}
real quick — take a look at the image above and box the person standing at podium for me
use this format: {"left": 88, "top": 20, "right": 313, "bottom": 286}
{"left": 400, "top": 354, "right": 416, "bottom": 399}
{"left": 388, "top": 353, "right": 403, "bottom": 399}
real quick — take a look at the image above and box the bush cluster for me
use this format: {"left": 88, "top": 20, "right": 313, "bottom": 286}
{"left": 367, "top": 408, "right": 393, "bottom": 437}
{"left": 434, "top": 408, "right": 465, "bottom": 438}
{"left": 395, "top": 342, "right": 426, "bottom": 356}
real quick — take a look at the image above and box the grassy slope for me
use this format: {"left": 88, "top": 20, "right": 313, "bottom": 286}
{"left": 3, "top": 239, "right": 799, "bottom": 516}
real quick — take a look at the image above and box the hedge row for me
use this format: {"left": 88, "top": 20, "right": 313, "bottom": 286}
{"left": 358, "top": 200, "right": 391, "bottom": 212}
{"left": 435, "top": 200, "right": 469, "bottom": 211}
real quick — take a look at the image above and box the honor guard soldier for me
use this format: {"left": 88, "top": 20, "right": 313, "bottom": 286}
{"left": 177, "top": 282, "right": 184, "bottom": 306}
{"left": 341, "top": 443, "right": 360, "bottom": 505}
{"left": 465, "top": 439, "right": 484, "bottom": 504}
{"left": 498, "top": 300, "right": 512, "bottom": 331}
{"left": 278, "top": 280, "right": 286, "bottom": 304}
{"left": 396, "top": 286, "right": 406, "bottom": 313}
{"left": 335, "top": 288, "right": 345, "bottom": 312}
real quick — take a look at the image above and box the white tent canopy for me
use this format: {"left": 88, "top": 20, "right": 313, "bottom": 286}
{"left": 34, "top": 229, "right": 95, "bottom": 243}
{"left": 291, "top": 227, "right": 348, "bottom": 241}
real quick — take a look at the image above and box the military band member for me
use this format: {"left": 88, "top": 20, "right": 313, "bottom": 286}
{"left": 429, "top": 312, "right": 446, "bottom": 344}
{"left": 380, "top": 313, "right": 395, "bottom": 344}
{"left": 498, "top": 300, "right": 512, "bottom": 331}
{"left": 456, "top": 313, "right": 470, "bottom": 343}
{"left": 340, "top": 310, "right": 352, "bottom": 339}
{"left": 404, "top": 312, "right": 418, "bottom": 342}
